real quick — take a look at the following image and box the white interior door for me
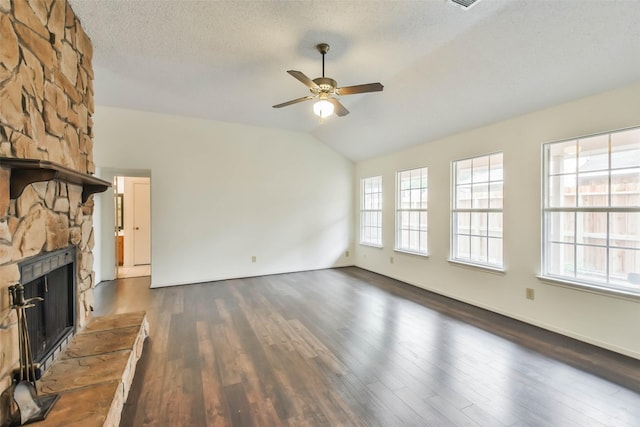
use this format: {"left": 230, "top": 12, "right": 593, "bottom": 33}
{"left": 133, "top": 182, "right": 151, "bottom": 265}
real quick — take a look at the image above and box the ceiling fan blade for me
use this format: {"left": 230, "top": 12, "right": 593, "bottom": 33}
{"left": 272, "top": 96, "right": 315, "bottom": 109}
{"left": 328, "top": 98, "right": 349, "bottom": 117}
{"left": 337, "top": 82, "right": 384, "bottom": 96}
{"left": 287, "top": 70, "right": 320, "bottom": 90}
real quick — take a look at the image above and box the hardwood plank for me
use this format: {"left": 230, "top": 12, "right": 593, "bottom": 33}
{"left": 94, "top": 267, "right": 640, "bottom": 427}
{"left": 395, "top": 386, "right": 477, "bottom": 427}
{"left": 196, "top": 321, "right": 231, "bottom": 427}
{"left": 366, "top": 380, "right": 430, "bottom": 426}
{"left": 224, "top": 383, "right": 254, "bottom": 427}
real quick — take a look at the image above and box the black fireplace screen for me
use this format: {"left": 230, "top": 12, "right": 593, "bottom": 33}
{"left": 19, "top": 247, "right": 76, "bottom": 367}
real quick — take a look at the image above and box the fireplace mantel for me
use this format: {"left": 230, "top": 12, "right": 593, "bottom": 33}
{"left": 0, "top": 157, "right": 111, "bottom": 203}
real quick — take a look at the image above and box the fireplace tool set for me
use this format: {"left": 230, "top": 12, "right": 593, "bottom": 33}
{"left": 7, "top": 284, "right": 59, "bottom": 426}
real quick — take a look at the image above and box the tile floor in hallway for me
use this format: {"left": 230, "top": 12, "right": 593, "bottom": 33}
{"left": 117, "top": 264, "right": 151, "bottom": 279}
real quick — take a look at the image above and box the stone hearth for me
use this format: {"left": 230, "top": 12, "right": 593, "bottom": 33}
{"left": 5, "top": 311, "right": 148, "bottom": 427}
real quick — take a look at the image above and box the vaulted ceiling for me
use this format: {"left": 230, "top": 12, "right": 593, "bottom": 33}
{"left": 68, "top": 0, "right": 640, "bottom": 162}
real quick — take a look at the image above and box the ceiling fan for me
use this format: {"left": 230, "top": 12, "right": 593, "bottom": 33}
{"left": 273, "top": 43, "right": 383, "bottom": 119}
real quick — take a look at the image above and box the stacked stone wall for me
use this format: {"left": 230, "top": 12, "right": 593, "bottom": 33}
{"left": 0, "top": 1, "right": 95, "bottom": 423}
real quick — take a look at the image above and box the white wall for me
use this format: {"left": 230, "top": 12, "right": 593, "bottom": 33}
{"left": 93, "top": 107, "right": 354, "bottom": 287}
{"left": 355, "top": 82, "right": 640, "bottom": 359}
{"left": 92, "top": 168, "right": 103, "bottom": 284}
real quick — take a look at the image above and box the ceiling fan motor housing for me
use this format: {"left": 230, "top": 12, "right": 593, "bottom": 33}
{"left": 312, "top": 77, "right": 337, "bottom": 94}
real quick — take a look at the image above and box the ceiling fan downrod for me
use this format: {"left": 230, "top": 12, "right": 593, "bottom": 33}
{"left": 317, "top": 43, "right": 330, "bottom": 78}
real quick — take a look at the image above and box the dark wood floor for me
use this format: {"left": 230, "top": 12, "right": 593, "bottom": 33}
{"left": 94, "top": 267, "right": 640, "bottom": 427}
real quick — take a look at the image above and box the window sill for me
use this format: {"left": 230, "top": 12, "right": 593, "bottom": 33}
{"left": 448, "top": 259, "right": 505, "bottom": 274}
{"left": 359, "top": 243, "right": 383, "bottom": 249}
{"left": 537, "top": 275, "right": 640, "bottom": 302}
{"left": 394, "top": 249, "right": 429, "bottom": 258}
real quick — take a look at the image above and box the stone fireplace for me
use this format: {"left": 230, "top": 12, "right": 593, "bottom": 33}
{"left": 0, "top": 1, "right": 100, "bottom": 423}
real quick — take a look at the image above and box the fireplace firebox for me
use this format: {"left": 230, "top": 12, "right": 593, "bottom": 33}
{"left": 18, "top": 247, "right": 77, "bottom": 375}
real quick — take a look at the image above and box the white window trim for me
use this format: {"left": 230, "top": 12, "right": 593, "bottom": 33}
{"left": 360, "top": 176, "right": 383, "bottom": 247}
{"left": 395, "top": 167, "right": 429, "bottom": 256}
{"left": 540, "top": 126, "right": 640, "bottom": 297}
{"left": 537, "top": 275, "right": 640, "bottom": 302}
{"left": 361, "top": 242, "right": 384, "bottom": 249}
{"left": 450, "top": 152, "right": 504, "bottom": 271}
{"left": 395, "top": 248, "right": 430, "bottom": 257}
{"left": 448, "top": 258, "right": 506, "bottom": 274}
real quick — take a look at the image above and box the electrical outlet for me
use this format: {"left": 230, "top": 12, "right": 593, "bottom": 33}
{"left": 526, "top": 288, "right": 535, "bottom": 300}
{"left": 390, "top": 256, "right": 394, "bottom": 264}
{"left": 345, "top": 250, "right": 349, "bottom": 257}
{"left": 252, "top": 256, "right": 256, "bottom": 263}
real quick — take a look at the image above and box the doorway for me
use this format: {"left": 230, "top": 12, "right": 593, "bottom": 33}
{"left": 114, "top": 176, "right": 151, "bottom": 278}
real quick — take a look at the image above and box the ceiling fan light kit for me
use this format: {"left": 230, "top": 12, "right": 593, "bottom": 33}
{"left": 273, "top": 43, "right": 383, "bottom": 122}
{"left": 313, "top": 99, "right": 334, "bottom": 119}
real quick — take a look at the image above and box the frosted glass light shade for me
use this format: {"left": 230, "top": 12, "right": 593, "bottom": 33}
{"left": 313, "top": 99, "right": 334, "bottom": 117}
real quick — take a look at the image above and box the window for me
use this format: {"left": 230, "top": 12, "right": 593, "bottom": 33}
{"left": 360, "top": 176, "right": 383, "bottom": 246}
{"left": 451, "top": 153, "right": 504, "bottom": 269}
{"left": 396, "top": 167, "right": 428, "bottom": 254}
{"left": 542, "top": 127, "right": 640, "bottom": 294}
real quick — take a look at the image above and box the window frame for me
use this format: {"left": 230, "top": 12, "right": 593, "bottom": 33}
{"left": 395, "top": 167, "right": 429, "bottom": 256}
{"left": 450, "top": 152, "right": 504, "bottom": 271}
{"left": 360, "top": 175, "right": 383, "bottom": 247}
{"left": 541, "top": 126, "right": 640, "bottom": 297}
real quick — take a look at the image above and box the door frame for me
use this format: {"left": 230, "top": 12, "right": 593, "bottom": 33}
{"left": 97, "top": 168, "right": 151, "bottom": 282}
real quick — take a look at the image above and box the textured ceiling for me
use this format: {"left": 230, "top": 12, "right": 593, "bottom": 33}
{"left": 68, "top": 0, "right": 640, "bottom": 162}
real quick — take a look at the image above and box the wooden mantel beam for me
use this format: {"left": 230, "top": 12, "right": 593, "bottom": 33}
{"left": 0, "top": 157, "right": 111, "bottom": 203}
